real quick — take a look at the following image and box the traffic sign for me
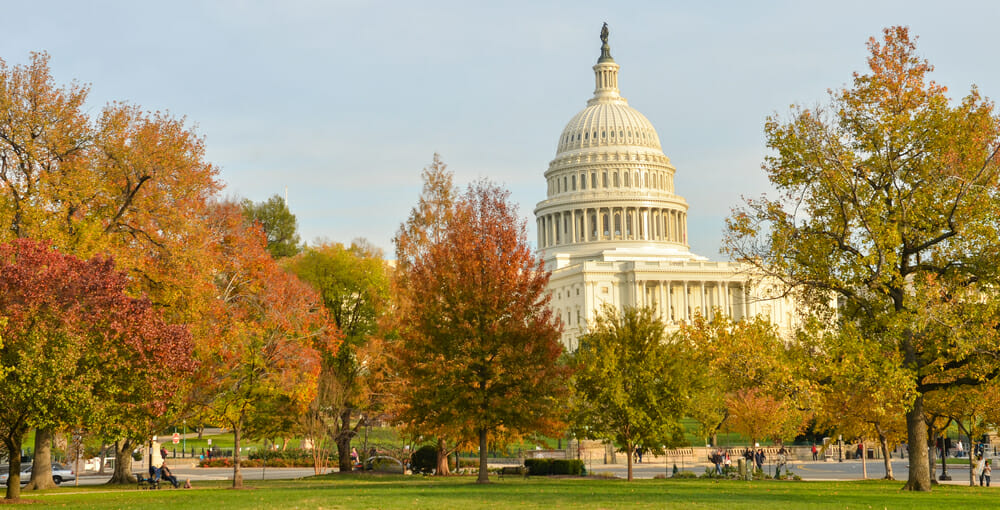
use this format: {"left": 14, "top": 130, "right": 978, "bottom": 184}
{"left": 172, "top": 432, "right": 180, "bottom": 444}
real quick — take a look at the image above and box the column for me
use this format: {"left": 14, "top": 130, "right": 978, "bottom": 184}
{"left": 683, "top": 281, "right": 689, "bottom": 321}
{"left": 570, "top": 210, "right": 577, "bottom": 244}
{"left": 700, "top": 281, "right": 707, "bottom": 319}
{"left": 665, "top": 281, "right": 672, "bottom": 321}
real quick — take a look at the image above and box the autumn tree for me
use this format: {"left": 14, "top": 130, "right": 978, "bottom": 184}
{"left": 724, "top": 27, "right": 1000, "bottom": 491}
{"left": 571, "top": 305, "right": 688, "bottom": 481}
{"left": 802, "top": 322, "right": 910, "bottom": 480}
{"left": 0, "top": 239, "right": 195, "bottom": 500}
{"left": 242, "top": 194, "right": 302, "bottom": 258}
{"left": 393, "top": 179, "right": 568, "bottom": 483}
{"left": 284, "top": 240, "right": 391, "bottom": 473}
{"left": 0, "top": 52, "right": 221, "bottom": 486}
{"left": 191, "top": 202, "right": 334, "bottom": 488}
{"left": 390, "top": 154, "right": 463, "bottom": 474}
{"left": 675, "top": 313, "right": 809, "bottom": 448}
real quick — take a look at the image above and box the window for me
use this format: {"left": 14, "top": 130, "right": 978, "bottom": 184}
{"left": 602, "top": 172, "right": 608, "bottom": 187}
{"left": 614, "top": 173, "right": 620, "bottom": 187}
{"left": 623, "top": 172, "right": 630, "bottom": 187}
{"left": 572, "top": 175, "right": 576, "bottom": 190}
{"left": 591, "top": 172, "right": 597, "bottom": 188}
{"left": 580, "top": 173, "right": 586, "bottom": 190}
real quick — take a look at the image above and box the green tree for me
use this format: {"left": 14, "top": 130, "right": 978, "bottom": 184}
{"left": 393, "top": 179, "right": 568, "bottom": 483}
{"left": 284, "top": 240, "right": 391, "bottom": 473}
{"left": 571, "top": 305, "right": 688, "bottom": 481}
{"left": 242, "top": 194, "right": 302, "bottom": 258}
{"left": 724, "top": 27, "right": 1000, "bottom": 491}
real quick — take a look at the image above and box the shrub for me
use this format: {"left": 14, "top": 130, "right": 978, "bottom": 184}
{"left": 672, "top": 470, "right": 698, "bottom": 479}
{"left": 523, "top": 458, "right": 585, "bottom": 476}
{"left": 411, "top": 445, "right": 437, "bottom": 475}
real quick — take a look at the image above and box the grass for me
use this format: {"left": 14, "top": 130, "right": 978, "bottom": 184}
{"left": 9, "top": 474, "right": 1000, "bottom": 509}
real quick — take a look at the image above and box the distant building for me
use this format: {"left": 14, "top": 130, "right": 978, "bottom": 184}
{"left": 535, "top": 28, "right": 796, "bottom": 349}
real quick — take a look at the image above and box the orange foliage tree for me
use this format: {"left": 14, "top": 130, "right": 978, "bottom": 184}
{"left": 393, "top": 178, "right": 568, "bottom": 483}
{"left": 0, "top": 52, "right": 221, "bottom": 485}
{"left": 190, "top": 203, "right": 336, "bottom": 488}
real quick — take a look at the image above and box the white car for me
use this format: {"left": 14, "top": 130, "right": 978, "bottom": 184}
{"left": 0, "top": 463, "right": 76, "bottom": 485}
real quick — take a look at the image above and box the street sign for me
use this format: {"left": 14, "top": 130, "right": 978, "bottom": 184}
{"left": 172, "top": 433, "right": 180, "bottom": 444}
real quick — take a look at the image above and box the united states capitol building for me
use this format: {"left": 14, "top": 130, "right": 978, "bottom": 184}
{"left": 535, "top": 27, "right": 797, "bottom": 349}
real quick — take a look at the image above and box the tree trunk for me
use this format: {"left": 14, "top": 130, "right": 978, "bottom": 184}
{"left": 476, "top": 428, "right": 489, "bottom": 484}
{"left": 107, "top": 439, "right": 136, "bottom": 484}
{"left": 98, "top": 442, "right": 109, "bottom": 475}
{"left": 3, "top": 433, "right": 24, "bottom": 500}
{"left": 197, "top": 427, "right": 204, "bottom": 440}
{"left": 335, "top": 433, "right": 353, "bottom": 473}
{"left": 626, "top": 440, "right": 634, "bottom": 482}
{"left": 903, "top": 397, "right": 931, "bottom": 490}
{"left": 926, "top": 432, "right": 938, "bottom": 485}
{"left": 435, "top": 437, "right": 451, "bottom": 476}
{"left": 336, "top": 409, "right": 355, "bottom": 472}
{"left": 876, "top": 428, "right": 894, "bottom": 480}
{"left": 232, "top": 423, "right": 243, "bottom": 488}
{"left": 24, "top": 427, "right": 57, "bottom": 490}
{"left": 861, "top": 442, "right": 868, "bottom": 480}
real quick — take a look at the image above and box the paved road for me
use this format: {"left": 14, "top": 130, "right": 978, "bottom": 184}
{"left": 46, "top": 458, "right": 992, "bottom": 487}
{"left": 584, "top": 458, "right": 988, "bottom": 485}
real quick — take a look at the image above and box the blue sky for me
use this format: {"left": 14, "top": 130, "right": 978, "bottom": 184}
{"left": 3, "top": 1, "right": 999, "bottom": 259}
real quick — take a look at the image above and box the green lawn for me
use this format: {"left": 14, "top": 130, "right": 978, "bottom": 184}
{"left": 10, "top": 474, "right": 1000, "bottom": 509}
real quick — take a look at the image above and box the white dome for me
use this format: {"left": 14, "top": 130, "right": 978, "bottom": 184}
{"left": 557, "top": 102, "right": 662, "bottom": 154}
{"left": 535, "top": 30, "right": 696, "bottom": 266}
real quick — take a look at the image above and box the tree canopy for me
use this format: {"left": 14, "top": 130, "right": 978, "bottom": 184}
{"left": 725, "top": 26, "right": 1000, "bottom": 491}
{"left": 241, "top": 194, "right": 302, "bottom": 258}
{"left": 571, "top": 305, "right": 689, "bottom": 481}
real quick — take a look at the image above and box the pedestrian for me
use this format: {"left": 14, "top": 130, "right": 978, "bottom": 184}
{"left": 811, "top": 443, "right": 818, "bottom": 461}
{"left": 976, "top": 455, "right": 986, "bottom": 486}
{"left": 855, "top": 442, "right": 864, "bottom": 460}
{"left": 985, "top": 459, "right": 992, "bottom": 487}
{"left": 956, "top": 440, "right": 964, "bottom": 458}
{"left": 712, "top": 449, "right": 723, "bottom": 475}
{"left": 754, "top": 448, "right": 765, "bottom": 471}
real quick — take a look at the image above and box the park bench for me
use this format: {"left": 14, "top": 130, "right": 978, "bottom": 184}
{"left": 136, "top": 474, "right": 159, "bottom": 490}
{"left": 498, "top": 466, "right": 528, "bottom": 479}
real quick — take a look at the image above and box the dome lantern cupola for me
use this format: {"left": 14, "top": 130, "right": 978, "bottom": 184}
{"left": 591, "top": 23, "right": 623, "bottom": 105}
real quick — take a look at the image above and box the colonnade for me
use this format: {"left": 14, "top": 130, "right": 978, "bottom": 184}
{"left": 537, "top": 206, "right": 686, "bottom": 248}
{"left": 635, "top": 279, "right": 749, "bottom": 323}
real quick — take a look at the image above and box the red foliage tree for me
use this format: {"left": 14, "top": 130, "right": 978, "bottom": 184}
{"left": 0, "top": 239, "right": 195, "bottom": 500}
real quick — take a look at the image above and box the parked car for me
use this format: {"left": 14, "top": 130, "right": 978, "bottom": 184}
{"left": 0, "top": 463, "right": 75, "bottom": 485}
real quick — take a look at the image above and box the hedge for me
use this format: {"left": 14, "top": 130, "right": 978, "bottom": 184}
{"left": 523, "top": 458, "right": 585, "bottom": 476}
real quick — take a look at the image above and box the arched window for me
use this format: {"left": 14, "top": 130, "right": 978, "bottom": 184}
{"left": 623, "top": 172, "right": 630, "bottom": 187}
{"left": 572, "top": 175, "right": 577, "bottom": 191}
{"left": 614, "top": 173, "right": 620, "bottom": 187}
